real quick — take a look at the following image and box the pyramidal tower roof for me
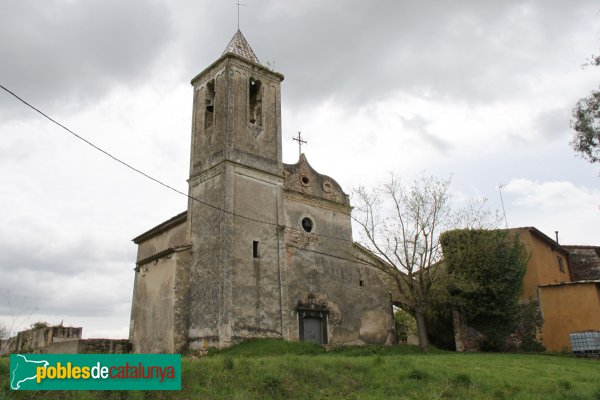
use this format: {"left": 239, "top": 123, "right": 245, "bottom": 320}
{"left": 222, "top": 29, "right": 259, "bottom": 63}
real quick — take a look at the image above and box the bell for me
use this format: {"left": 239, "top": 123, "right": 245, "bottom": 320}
{"left": 205, "top": 98, "right": 214, "bottom": 113}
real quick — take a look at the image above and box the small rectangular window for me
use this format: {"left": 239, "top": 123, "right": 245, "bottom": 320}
{"left": 359, "top": 280, "right": 364, "bottom": 287}
{"left": 557, "top": 256, "right": 564, "bottom": 272}
{"left": 253, "top": 241, "right": 259, "bottom": 259}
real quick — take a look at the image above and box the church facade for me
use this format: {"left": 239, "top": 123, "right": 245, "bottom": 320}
{"left": 129, "top": 30, "right": 397, "bottom": 352}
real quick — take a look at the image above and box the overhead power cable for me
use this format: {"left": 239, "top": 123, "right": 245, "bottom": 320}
{"left": 0, "top": 84, "right": 288, "bottom": 229}
{"left": 0, "top": 84, "right": 357, "bottom": 246}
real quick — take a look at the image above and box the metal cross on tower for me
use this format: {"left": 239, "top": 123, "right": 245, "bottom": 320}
{"left": 236, "top": 1, "right": 246, "bottom": 29}
{"left": 293, "top": 131, "right": 307, "bottom": 158}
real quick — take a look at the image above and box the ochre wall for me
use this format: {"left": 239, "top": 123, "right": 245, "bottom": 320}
{"left": 539, "top": 283, "right": 600, "bottom": 351}
{"left": 518, "top": 229, "right": 571, "bottom": 300}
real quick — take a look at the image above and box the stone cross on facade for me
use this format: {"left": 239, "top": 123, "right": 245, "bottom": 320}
{"left": 293, "top": 131, "right": 307, "bottom": 158}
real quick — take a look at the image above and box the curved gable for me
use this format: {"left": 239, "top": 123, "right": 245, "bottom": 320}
{"left": 283, "top": 154, "right": 350, "bottom": 207}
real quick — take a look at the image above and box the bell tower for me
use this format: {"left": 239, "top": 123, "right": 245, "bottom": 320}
{"left": 189, "top": 29, "right": 284, "bottom": 178}
{"left": 186, "top": 30, "right": 287, "bottom": 349}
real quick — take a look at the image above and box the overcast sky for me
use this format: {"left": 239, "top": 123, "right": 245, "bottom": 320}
{"left": 1, "top": 0, "right": 599, "bottom": 339}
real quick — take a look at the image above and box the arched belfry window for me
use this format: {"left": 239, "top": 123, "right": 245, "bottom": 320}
{"left": 204, "top": 79, "right": 215, "bottom": 129}
{"left": 248, "top": 78, "right": 262, "bottom": 127}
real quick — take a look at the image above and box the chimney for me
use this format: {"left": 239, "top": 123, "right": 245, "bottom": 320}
{"left": 555, "top": 231, "right": 559, "bottom": 244}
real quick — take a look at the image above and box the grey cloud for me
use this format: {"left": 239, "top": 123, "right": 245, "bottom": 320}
{"left": 536, "top": 107, "right": 571, "bottom": 140}
{"left": 170, "top": 0, "right": 586, "bottom": 152}
{"left": 401, "top": 114, "right": 451, "bottom": 152}
{"left": 0, "top": 0, "right": 174, "bottom": 120}
{"left": 0, "top": 253, "right": 132, "bottom": 318}
{"left": 0, "top": 237, "right": 134, "bottom": 276}
{"left": 242, "top": 0, "right": 597, "bottom": 108}
{"left": 3, "top": 0, "right": 594, "bottom": 121}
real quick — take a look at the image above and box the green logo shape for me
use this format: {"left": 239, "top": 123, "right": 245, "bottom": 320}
{"left": 10, "top": 354, "right": 181, "bottom": 391}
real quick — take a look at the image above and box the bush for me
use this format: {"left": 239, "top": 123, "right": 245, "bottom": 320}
{"left": 441, "top": 229, "right": 528, "bottom": 350}
{"left": 513, "top": 301, "right": 545, "bottom": 352}
{"left": 30, "top": 321, "right": 49, "bottom": 330}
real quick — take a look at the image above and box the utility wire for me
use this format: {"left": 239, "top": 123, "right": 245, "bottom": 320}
{"left": 0, "top": 84, "right": 290, "bottom": 230}
{"left": 0, "top": 84, "right": 356, "bottom": 245}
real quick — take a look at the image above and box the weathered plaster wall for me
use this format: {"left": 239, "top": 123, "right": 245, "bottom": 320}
{"left": 231, "top": 167, "right": 284, "bottom": 341}
{"left": 187, "top": 50, "right": 285, "bottom": 350}
{"left": 190, "top": 64, "right": 227, "bottom": 177}
{"left": 135, "top": 216, "right": 189, "bottom": 262}
{"left": 353, "top": 244, "right": 403, "bottom": 304}
{"left": 188, "top": 164, "right": 285, "bottom": 349}
{"left": 539, "top": 282, "right": 600, "bottom": 351}
{"left": 130, "top": 250, "right": 190, "bottom": 353}
{"left": 283, "top": 194, "right": 395, "bottom": 345}
{"left": 188, "top": 165, "right": 230, "bottom": 349}
{"left": 228, "top": 61, "right": 282, "bottom": 174}
{"left": 190, "top": 55, "right": 284, "bottom": 179}
{"left": 173, "top": 248, "right": 191, "bottom": 353}
{"left": 284, "top": 247, "right": 395, "bottom": 345}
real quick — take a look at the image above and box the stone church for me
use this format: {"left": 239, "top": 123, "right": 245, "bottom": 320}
{"left": 129, "top": 30, "right": 398, "bottom": 353}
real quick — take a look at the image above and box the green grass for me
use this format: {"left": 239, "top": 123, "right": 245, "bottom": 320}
{"left": 2, "top": 339, "right": 600, "bottom": 399}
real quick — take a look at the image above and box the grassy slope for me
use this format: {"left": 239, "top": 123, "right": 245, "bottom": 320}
{"left": 1, "top": 340, "right": 599, "bottom": 399}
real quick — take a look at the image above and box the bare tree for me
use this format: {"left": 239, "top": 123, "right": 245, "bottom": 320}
{"left": 0, "top": 321, "right": 8, "bottom": 355}
{"left": 0, "top": 293, "right": 34, "bottom": 355}
{"left": 352, "top": 174, "right": 497, "bottom": 351}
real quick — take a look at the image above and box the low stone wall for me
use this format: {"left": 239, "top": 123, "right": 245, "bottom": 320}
{"left": 44, "top": 340, "right": 80, "bottom": 354}
{"left": 1, "top": 326, "right": 130, "bottom": 355}
{"left": 43, "top": 339, "right": 131, "bottom": 354}
{"left": 13, "top": 327, "right": 82, "bottom": 353}
{"left": 78, "top": 339, "right": 131, "bottom": 354}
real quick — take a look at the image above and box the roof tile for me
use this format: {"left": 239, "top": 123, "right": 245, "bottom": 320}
{"left": 222, "top": 29, "right": 259, "bottom": 63}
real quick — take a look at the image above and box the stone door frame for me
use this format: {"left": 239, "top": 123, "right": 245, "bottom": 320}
{"left": 297, "top": 304, "right": 329, "bottom": 345}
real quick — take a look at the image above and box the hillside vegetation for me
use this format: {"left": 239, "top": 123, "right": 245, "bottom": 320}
{"left": 1, "top": 339, "right": 599, "bottom": 399}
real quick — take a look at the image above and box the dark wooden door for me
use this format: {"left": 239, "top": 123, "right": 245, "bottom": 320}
{"left": 303, "top": 317, "right": 323, "bottom": 344}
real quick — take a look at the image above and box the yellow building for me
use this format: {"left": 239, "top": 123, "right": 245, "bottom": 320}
{"left": 515, "top": 227, "right": 600, "bottom": 352}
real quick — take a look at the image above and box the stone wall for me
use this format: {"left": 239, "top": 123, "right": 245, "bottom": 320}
{"left": 13, "top": 326, "right": 82, "bottom": 353}
{"left": 43, "top": 339, "right": 131, "bottom": 354}
{"left": 1, "top": 326, "right": 130, "bottom": 355}
{"left": 77, "top": 339, "right": 131, "bottom": 354}
{"left": 43, "top": 340, "right": 79, "bottom": 354}
{"left": 130, "top": 213, "right": 191, "bottom": 353}
{"left": 281, "top": 157, "right": 396, "bottom": 346}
